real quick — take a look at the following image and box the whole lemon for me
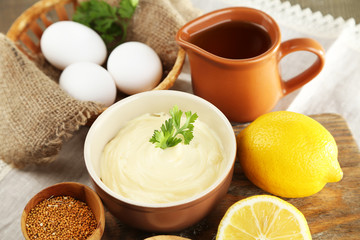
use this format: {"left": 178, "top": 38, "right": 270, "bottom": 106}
{"left": 237, "top": 111, "right": 343, "bottom": 198}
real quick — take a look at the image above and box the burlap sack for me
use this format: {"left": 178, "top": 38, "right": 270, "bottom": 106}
{"left": 0, "top": 34, "right": 103, "bottom": 168}
{"left": 125, "top": 0, "right": 202, "bottom": 70}
{"left": 88, "top": 0, "right": 202, "bottom": 69}
{"left": 0, "top": 0, "right": 201, "bottom": 168}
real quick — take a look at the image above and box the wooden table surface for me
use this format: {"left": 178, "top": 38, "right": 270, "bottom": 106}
{"left": 101, "top": 113, "right": 360, "bottom": 239}
{"left": 1, "top": 0, "right": 360, "bottom": 34}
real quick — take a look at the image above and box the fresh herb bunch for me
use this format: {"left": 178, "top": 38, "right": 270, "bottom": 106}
{"left": 73, "top": 0, "right": 138, "bottom": 46}
{"left": 150, "top": 105, "right": 198, "bottom": 149}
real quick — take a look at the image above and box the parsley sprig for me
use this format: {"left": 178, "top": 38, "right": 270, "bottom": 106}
{"left": 150, "top": 105, "right": 198, "bottom": 149}
{"left": 73, "top": 0, "right": 138, "bottom": 46}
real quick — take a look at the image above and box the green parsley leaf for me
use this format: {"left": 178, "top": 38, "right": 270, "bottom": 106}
{"left": 118, "top": 0, "right": 138, "bottom": 18}
{"left": 72, "top": 0, "right": 138, "bottom": 47}
{"left": 150, "top": 105, "right": 198, "bottom": 149}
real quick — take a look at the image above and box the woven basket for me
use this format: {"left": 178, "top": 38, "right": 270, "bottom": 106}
{"left": 6, "top": 0, "right": 185, "bottom": 93}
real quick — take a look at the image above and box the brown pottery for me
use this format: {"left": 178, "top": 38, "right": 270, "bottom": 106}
{"left": 176, "top": 7, "right": 325, "bottom": 122}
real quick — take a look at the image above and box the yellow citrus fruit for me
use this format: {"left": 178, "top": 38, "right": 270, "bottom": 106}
{"left": 216, "top": 195, "right": 312, "bottom": 240}
{"left": 237, "top": 111, "right": 343, "bottom": 198}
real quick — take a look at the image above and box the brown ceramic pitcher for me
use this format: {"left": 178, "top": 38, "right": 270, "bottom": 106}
{"left": 176, "top": 7, "right": 325, "bottom": 122}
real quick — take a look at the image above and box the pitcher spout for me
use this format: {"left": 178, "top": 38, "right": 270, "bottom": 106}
{"left": 176, "top": 29, "right": 200, "bottom": 54}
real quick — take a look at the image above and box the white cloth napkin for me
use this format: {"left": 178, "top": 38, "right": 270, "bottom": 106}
{"left": 1, "top": 0, "right": 360, "bottom": 238}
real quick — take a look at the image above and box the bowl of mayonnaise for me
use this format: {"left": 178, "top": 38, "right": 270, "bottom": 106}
{"left": 84, "top": 90, "right": 236, "bottom": 232}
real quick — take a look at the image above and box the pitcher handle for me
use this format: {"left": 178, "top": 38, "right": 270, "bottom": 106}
{"left": 278, "top": 38, "right": 325, "bottom": 96}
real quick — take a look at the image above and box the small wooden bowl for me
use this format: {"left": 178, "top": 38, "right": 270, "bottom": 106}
{"left": 21, "top": 182, "right": 105, "bottom": 240}
{"left": 6, "top": 0, "right": 185, "bottom": 102}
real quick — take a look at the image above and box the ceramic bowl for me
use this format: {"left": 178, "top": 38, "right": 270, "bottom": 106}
{"left": 21, "top": 182, "right": 105, "bottom": 240}
{"left": 84, "top": 90, "right": 237, "bottom": 232}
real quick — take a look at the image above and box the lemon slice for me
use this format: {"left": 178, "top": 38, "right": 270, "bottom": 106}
{"left": 216, "top": 195, "right": 312, "bottom": 240}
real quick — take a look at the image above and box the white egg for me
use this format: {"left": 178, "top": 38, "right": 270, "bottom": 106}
{"left": 40, "top": 21, "right": 107, "bottom": 70}
{"left": 107, "top": 41, "right": 163, "bottom": 95}
{"left": 59, "top": 62, "right": 117, "bottom": 107}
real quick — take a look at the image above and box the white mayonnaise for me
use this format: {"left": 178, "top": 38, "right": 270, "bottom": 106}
{"left": 100, "top": 112, "right": 225, "bottom": 204}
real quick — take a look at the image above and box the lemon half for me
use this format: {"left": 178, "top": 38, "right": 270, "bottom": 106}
{"left": 216, "top": 195, "right": 312, "bottom": 240}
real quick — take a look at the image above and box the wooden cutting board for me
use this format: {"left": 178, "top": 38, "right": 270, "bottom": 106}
{"left": 104, "top": 113, "right": 360, "bottom": 239}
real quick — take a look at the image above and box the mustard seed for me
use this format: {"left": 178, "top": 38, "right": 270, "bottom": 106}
{"left": 25, "top": 195, "right": 97, "bottom": 240}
